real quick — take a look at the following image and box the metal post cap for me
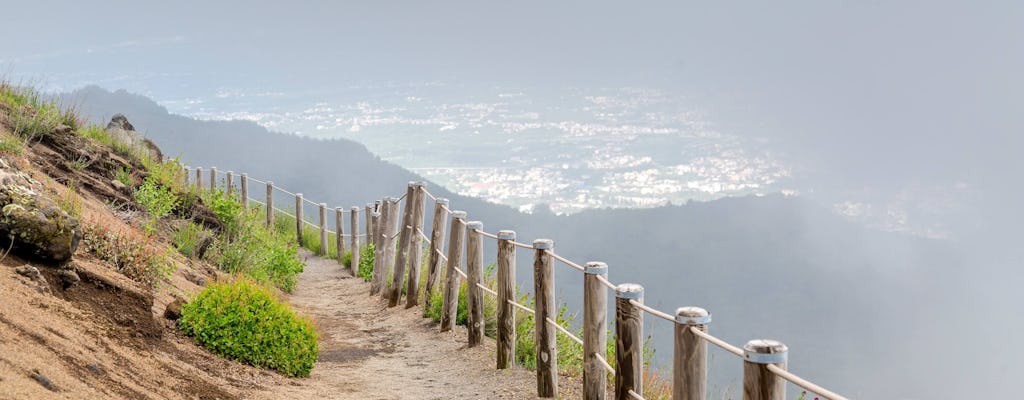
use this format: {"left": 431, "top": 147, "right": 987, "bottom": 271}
{"left": 451, "top": 211, "right": 467, "bottom": 219}
{"left": 320, "top": 202, "right": 327, "bottom": 207}
{"left": 371, "top": 212, "right": 380, "bottom": 217}
{"left": 437, "top": 198, "right": 450, "bottom": 205}
{"left": 242, "top": 173, "right": 248, "bottom": 177}
{"left": 497, "top": 230, "right": 516, "bottom": 240}
{"left": 352, "top": 206, "right": 360, "bottom": 211}
{"left": 336, "top": 206, "right": 344, "bottom": 211}
{"left": 413, "top": 181, "right": 427, "bottom": 187}
{"left": 466, "top": 221, "right": 483, "bottom": 230}
{"left": 533, "top": 239, "right": 553, "bottom": 249}
{"left": 266, "top": 180, "right": 273, "bottom": 185}
{"left": 743, "top": 339, "right": 788, "bottom": 364}
{"left": 615, "top": 283, "right": 644, "bottom": 299}
{"left": 296, "top": 193, "right": 303, "bottom": 197}
{"left": 407, "top": 181, "right": 417, "bottom": 187}
{"left": 366, "top": 203, "right": 375, "bottom": 208}
{"left": 584, "top": 261, "right": 608, "bottom": 275}
{"left": 675, "top": 307, "right": 711, "bottom": 325}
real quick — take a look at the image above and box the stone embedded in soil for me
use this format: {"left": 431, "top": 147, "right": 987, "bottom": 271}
{"left": 15, "top": 264, "right": 50, "bottom": 293}
{"left": 164, "top": 298, "right": 185, "bottom": 320}
{"left": 0, "top": 170, "right": 82, "bottom": 263}
{"left": 58, "top": 267, "right": 80, "bottom": 288}
{"left": 110, "top": 179, "right": 130, "bottom": 195}
{"left": 30, "top": 370, "right": 57, "bottom": 392}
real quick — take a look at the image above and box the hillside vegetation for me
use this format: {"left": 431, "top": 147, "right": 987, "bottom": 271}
{"left": 0, "top": 82, "right": 318, "bottom": 398}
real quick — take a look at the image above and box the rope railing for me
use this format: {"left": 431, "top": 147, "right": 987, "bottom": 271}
{"left": 767, "top": 364, "right": 850, "bottom": 400}
{"left": 629, "top": 299, "right": 675, "bottom": 323}
{"left": 546, "top": 317, "right": 583, "bottom": 346}
{"left": 507, "top": 299, "right": 535, "bottom": 315}
{"left": 545, "top": 249, "right": 585, "bottom": 272}
{"left": 184, "top": 165, "right": 851, "bottom": 400}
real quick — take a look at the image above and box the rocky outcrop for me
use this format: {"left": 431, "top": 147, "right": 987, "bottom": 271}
{"left": 0, "top": 161, "right": 81, "bottom": 263}
{"left": 105, "top": 114, "right": 163, "bottom": 162}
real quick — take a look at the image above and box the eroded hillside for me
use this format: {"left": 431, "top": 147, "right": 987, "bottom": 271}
{"left": 0, "top": 85, "right": 299, "bottom": 399}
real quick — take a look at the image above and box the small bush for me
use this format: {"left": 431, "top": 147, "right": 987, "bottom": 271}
{"left": 0, "top": 84, "right": 77, "bottom": 142}
{"left": 173, "top": 221, "right": 208, "bottom": 259}
{"left": 341, "top": 251, "right": 352, "bottom": 268}
{"left": 141, "top": 156, "right": 187, "bottom": 195}
{"left": 357, "top": 244, "right": 375, "bottom": 281}
{"left": 206, "top": 192, "right": 304, "bottom": 291}
{"left": 113, "top": 166, "right": 136, "bottom": 187}
{"left": 179, "top": 279, "right": 318, "bottom": 377}
{"left": 81, "top": 221, "right": 173, "bottom": 286}
{"left": 134, "top": 177, "right": 179, "bottom": 219}
{"left": 0, "top": 132, "right": 25, "bottom": 155}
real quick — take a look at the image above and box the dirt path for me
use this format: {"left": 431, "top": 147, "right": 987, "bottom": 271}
{"left": 252, "top": 250, "right": 577, "bottom": 400}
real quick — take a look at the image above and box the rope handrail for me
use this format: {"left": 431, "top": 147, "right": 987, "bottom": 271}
{"left": 510, "top": 240, "right": 535, "bottom": 249}
{"left": 274, "top": 185, "right": 297, "bottom": 197}
{"left": 187, "top": 165, "right": 851, "bottom": 400}
{"left": 688, "top": 327, "right": 744, "bottom": 357}
{"left": 546, "top": 317, "right": 583, "bottom": 346}
{"left": 302, "top": 197, "right": 321, "bottom": 207}
{"left": 594, "top": 354, "right": 615, "bottom": 375}
{"left": 476, "top": 282, "right": 498, "bottom": 297}
{"left": 628, "top": 299, "right": 675, "bottom": 323}
{"left": 272, "top": 206, "right": 296, "bottom": 219}
{"left": 421, "top": 187, "right": 437, "bottom": 201}
{"left": 766, "top": 364, "right": 849, "bottom": 400}
{"left": 595, "top": 274, "right": 617, "bottom": 290}
{"left": 545, "top": 249, "right": 585, "bottom": 272}
{"left": 473, "top": 228, "right": 500, "bottom": 240}
{"left": 507, "top": 299, "right": 535, "bottom": 315}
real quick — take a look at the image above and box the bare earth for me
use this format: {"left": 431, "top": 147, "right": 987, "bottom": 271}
{"left": 253, "top": 250, "right": 581, "bottom": 400}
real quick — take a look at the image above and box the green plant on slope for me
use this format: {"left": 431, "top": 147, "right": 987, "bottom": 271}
{"left": 134, "top": 177, "right": 179, "bottom": 219}
{"left": 341, "top": 250, "right": 353, "bottom": 268}
{"left": 357, "top": 244, "right": 375, "bottom": 281}
{"left": 206, "top": 196, "right": 304, "bottom": 291}
{"left": 179, "top": 279, "right": 318, "bottom": 378}
{"left": 0, "top": 83, "right": 79, "bottom": 142}
{"left": 172, "top": 221, "right": 208, "bottom": 259}
{"left": 81, "top": 221, "right": 173, "bottom": 287}
{"left": 113, "top": 166, "right": 135, "bottom": 187}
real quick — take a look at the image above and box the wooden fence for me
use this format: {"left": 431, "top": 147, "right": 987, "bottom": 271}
{"left": 185, "top": 166, "right": 850, "bottom": 400}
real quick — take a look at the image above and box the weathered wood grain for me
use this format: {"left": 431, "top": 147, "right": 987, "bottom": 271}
{"left": 496, "top": 230, "right": 516, "bottom": 369}
{"left": 422, "top": 198, "right": 449, "bottom": 313}
{"left": 615, "top": 284, "right": 644, "bottom": 400}
{"left": 584, "top": 262, "right": 609, "bottom": 400}
{"left": 674, "top": 307, "right": 709, "bottom": 400}
{"left": 533, "top": 239, "right": 557, "bottom": 398}
{"left": 440, "top": 211, "right": 466, "bottom": 332}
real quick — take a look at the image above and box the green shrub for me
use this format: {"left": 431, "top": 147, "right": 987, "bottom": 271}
{"left": 179, "top": 279, "right": 318, "bottom": 377}
{"left": 0, "top": 132, "right": 25, "bottom": 154}
{"left": 113, "top": 166, "right": 135, "bottom": 187}
{"left": 173, "top": 221, "right": 208, "bottom": 259}
{"left": 341, "top": 251, "right": 352, "bottom": 268}
{"left": 142, "top": 156, "right": 187, "bottom": 195}
{"left": 357, "top": 244, "right": 375, "bottom": 281}
{"left": 134, "top": 177, "right": 179, "bottom": 219}
{"left": 1, "top": 83, "right": 78, "bottom": 141}
{"left": 208, "top": 198, "right": 304, "bottom": 291}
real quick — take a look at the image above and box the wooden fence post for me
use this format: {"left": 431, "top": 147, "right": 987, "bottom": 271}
{"left": 440, "top": 210, "right": 467, "bottom": 332}
{"left": 295, "top": 193, "right": 304, "bottom": 245}
{"left": 742, "top": 340, "right": 788, "bottom": 400}
{"left": 319, "top": 203, "right": 328, "bottom": 257}
{"left": 381, "top": 198, "right": 400, "bottom": 300}
{"left": 266, "top": 181, "right": 274, "bottom": 227}
{"left": 674, "top": 307, "right": 710, "bottom": 400}
{"left": 226, "top": 171, "right": 234, "bottom": 197}
{"left": 422, "top": 198, "right": 449, "bottom": 314}
{"left": 349, "top": 206, "right": 360, "bottom": 271}
{"left": 615, "top": 283, "right": 644, "bottom": 400}
{"left": 371, "top": 197, "right": 392, "bottom": 295}
{"left": 465, "top": 221, "right": 484, "bottom": 347}
{"left": 365, "top": 203, "right": 374, "bottom": 247}
{"left": 336, "top": 207, "right": 346, "bottom": 264}
{"left": 496, "top": 230, "right": 517, "bottom": 369}
{"left": 584, "top": 261, "right": 609, "bottom": 400}
{"left": 533, "top": 239, "right": 557, "bottom": 398}
{"left": 210, "top": 167, "right": 217, "bottom": 191}
{"left": 195, "top": 167, "right": 203, "bottom": 191}
{"left": 404, "top": 183, "right": 427, "bottom": 308}
{"left": 240, "top": 173, "right": 248, "bottom": 206}
{"left": 389, "top": 183, "right": 418, "bottom": 307}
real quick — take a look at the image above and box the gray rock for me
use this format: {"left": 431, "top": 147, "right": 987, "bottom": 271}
{"left": 0, "top": 172, "right": 81, "bottom": 263}
{"left": 104, "top": 114, "right": 162, "bottom": 162}
{"left": 16, "top": 264, "right": 50, "bottom": 293}
{"left": 58, "top": 268, "right": 80, "bottom": 289}
{"left": 164, "top": 298, "right": 184, "bottom": 320}
{"left": 30, "top": 370, "right": 56, "bottom": 392}
{"left": 110, "top": 179, "right": 129, "bottom": 194}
